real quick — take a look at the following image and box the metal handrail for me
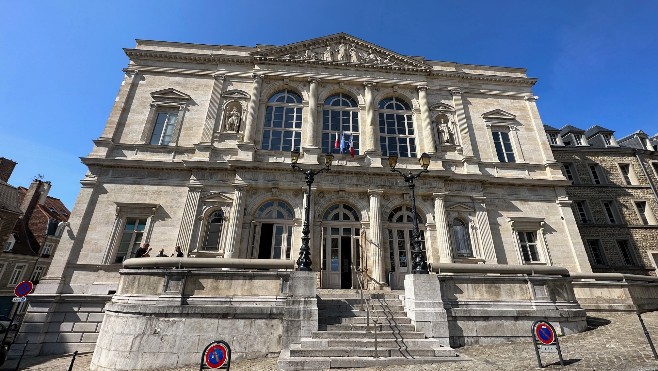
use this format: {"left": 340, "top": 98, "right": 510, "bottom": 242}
{"left": 355, "top": 266, "right": 382, "bottom": 358}
{"left": 123, "top": 257, "right": 295, "bottom": 270}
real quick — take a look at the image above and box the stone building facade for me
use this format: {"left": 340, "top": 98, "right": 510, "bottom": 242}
{"left": 546, "top": 125, "right": 658, "bottom": 274}
{"left": 22, "top": 33, "right": 592, "bottom": 355}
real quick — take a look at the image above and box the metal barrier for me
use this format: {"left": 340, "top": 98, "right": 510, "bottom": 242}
{"left": 123, "top": 257, "right": 295, "bottom": 270}
{"left": 431, "top": 263, "right": 570, "bottom": 276}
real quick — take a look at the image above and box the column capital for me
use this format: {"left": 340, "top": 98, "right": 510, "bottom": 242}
{"left": 252, "top": 73, "right": 264, "bottom": 81}
{"left": 524, "top": 95, "right": 539, "bottom": 102}
{"left": 449, "top": 89, "right": 462, "bottom": 96}
{"left": 212, "top": 73, "right": 225, "bottom": 81}
{"left": 417, "top": 85, "right": 429, "bottom": 92}
{"left": 368, "top": 189, "right": 384, "bottom": 196}
{"left": 232, "top": 183, "right": 248, "bottom": 191}
{"left": 364, "top": 81, "right": 376, "bottom": 88}
{"left": 122, "top": 68, "right": 139, "bottom": 77}
{"left": 432, "top": 192, "right": 448, "bottom": 199}
{"left": 308, "top": 77, "right": 320, "bottom": 84}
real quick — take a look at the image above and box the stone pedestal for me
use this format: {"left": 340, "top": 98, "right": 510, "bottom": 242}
{"left": 404, "top": 274, "right": 449, "bottom": 345}
{"left": 282, "top": 271, "right": 318, "bottom": 348}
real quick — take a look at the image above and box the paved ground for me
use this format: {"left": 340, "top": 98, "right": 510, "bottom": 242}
{"left": 4, "top": 311, "right": 658, "bottom": 370}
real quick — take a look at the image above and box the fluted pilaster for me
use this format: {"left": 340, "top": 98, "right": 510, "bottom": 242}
{"left": 200, "top": 74, "right": 226, "bottom": 143}
{"left": 368, "top": 189, "right": 385, "bottom": 284}
{"left": 223, "top": 185, "right": 247, "bottom": 258}
{"left": 473, "top": 196, "right": 496, "bottom": 263}
{"left": 243, "top": 74, "right": 263, "bottom": 143}
{"left": 417, "top": 86, "right": 436, "bottom": 154}
{"left": 433, "top": 193, "right": 452, "bottom": 264}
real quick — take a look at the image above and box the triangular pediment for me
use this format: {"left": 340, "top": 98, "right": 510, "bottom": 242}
{"left": 151, "top": 88, "right": 191, "bottom": 102}
{"left": 446, "top": 203, "right": 475, "bottom": 212}
{"left": 430, "top": 103, "right": 455, "bottom": 112}
{"left": 482, "top": 109, "right": 516, "bottom": 120}
{"left": 201, "top": 192, "right": 233, "bottom": 204}
{"left": 253, "top": 33, "right": 431, "bottom": 72}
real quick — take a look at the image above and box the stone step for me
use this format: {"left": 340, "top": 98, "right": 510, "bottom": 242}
{"left": 278, "top": 355, "right": 464, "bottom": 371}
{"left": 320, "top": 323, "right": 417, "bottom": 332}
{"left": 320, "top": 316, "right": 412, "bottom": 325}
{"left": 318, "top": 309, "right": 407, "bottom": 317}
{"left": 318, "top": 303, "right": 406, "bottom": 310}
{"left": 310, "top": 330, "right": 426, "bottom": 339}
{"left": 289, "top": 347, "right": 442, "bottom": 358}
{"left": 298, "top": 338, "right": 446, "bottom": 349}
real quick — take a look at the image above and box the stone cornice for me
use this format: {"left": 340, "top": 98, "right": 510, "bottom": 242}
{"left": 124, "top": 48, "right": 252, "bottom": 65}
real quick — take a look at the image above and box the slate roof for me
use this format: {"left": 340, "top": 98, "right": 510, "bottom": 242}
{"left": 0, "top": 180, "right": 21, "bottom": 215}
{"left": 543, "top": 124, "right": 560, "bottom": 132}
{"left": 560, "top": 125, "right": 586, "bottom": 136}
{"left": 585, "top": 125, "right": 614, "bottom": 138}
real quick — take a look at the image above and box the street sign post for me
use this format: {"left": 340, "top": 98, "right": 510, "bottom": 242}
{"left": 199, "top": 340, "right": 231, "bottom": 370}
{"left": 531, "top": 320, "right": 564, "bottom": 368}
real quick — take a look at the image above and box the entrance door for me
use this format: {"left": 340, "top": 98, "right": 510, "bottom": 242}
{"left": 321, "top": 227, "right": 360, "bottom": 289}
{"left": 388, "top": 228, "right": 425, "bottom": 289}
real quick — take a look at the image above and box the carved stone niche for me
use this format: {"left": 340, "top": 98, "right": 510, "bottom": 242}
{"left": 430, "top": 103, "right": 457, "bottom": 146}
{"left": 221, "top": 100, "right": 245, "bottom": 133}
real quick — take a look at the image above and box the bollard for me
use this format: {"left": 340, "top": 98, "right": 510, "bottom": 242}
{"left": 14, "top": 340, "right": 28, "bottom": 371}
{"left": 68, "top": 350, "right": 79, "bottom": 371}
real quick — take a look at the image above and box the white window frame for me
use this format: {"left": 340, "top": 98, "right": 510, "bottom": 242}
{"left": 618, "top": 163, "right": 638, "bottom": 185}
{"left": 589, "top": 164, "right": 606, "bottom": 185}
{"left": 634, "top": 200, "right": 656, "bottom": 225}
{"left": 8, "top": 264, "right": 26, "bottom": 286}
{"left": 3, "top": 235, "right": 15, "bottom": 252}
{"left": 562, "top": 162, "right": 579, "bottom": 184}
{"left": 41, "top": 242, "right": 54, "bottom": 257}
{"left": 509, "top": 218, "right": 550, "bottom": 265}
{"left": 102, "top": 203, "right": 158, "bottom": 264}
{"left": 321, "top": 93, "right": 360, "bottom": 156}
{"left": 261, "top": 90, "right": 304, "bottom": 152}
{"left": 547, "top": 133, "right": 560, "bottom": 146}
{"left": 378, "top": 96, "right": 417, "bottom": 158}
{"left": 140, "top": 89, "right": 190, "bottom": 146}
{"left": 31, "top": 265, "right": 45, "bottom": 282}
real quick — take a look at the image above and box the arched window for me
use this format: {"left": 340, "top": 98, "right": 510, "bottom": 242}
{"left": 202, "top": 210, "right": 225, "bottom": 251}
{"left": 452, "top": 218, "right": 473, "bottom": 258}
{"left": 387, "top": 205, "right": 425, "bottom": 283}
{"left": 323, "top": 203, "right": 360, "bottom": 221}
{"left": 322, "top": 93, "right": 359, "bottom": 155}
{"left": 262, "top": 90, "right": 303, "bottom": 151}
{"left": 251, "top": 200, "right": 295, "bottom": 259}
{"left": 378, "top": 97, "right": 416, "bottom": 157}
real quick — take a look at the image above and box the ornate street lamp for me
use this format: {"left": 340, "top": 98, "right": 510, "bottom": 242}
{"left": 388, "top": 152, "right": 431, "bottom": 274}
{"left": 291, "top": 150, "right": 334, "bottom": 271}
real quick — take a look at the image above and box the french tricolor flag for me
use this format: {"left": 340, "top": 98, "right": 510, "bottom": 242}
{"left": 334, "top": 133, "right": 339, "bottom": 149}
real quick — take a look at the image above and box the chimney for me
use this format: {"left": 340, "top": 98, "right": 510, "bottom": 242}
{"left": 0, "top": 157, "right": 17, "bottom": 183}
{"left": 20, "top": 179, "right": 46, "bottom": 220}
{"left": 38, "top": 181, "right": 51, "bottom": 205}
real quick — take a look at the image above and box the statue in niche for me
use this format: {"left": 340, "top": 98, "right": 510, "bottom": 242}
{"left": 436, "top": 114, "right": 454, "bottom": 144}
{"left": 225, "top": 106, "right": 242, "bottom": 132}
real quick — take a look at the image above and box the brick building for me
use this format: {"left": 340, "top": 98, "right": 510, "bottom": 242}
{"left": 0, "top": 159, "right": 70, "bottom": 317}
{"left": 546, "top": 125, "right": 658, "bottom": 274}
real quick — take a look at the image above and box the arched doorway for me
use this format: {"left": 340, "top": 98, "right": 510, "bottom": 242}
{"left": 321, "top": 203, "right": 361, "bottom": 289}
{"left": 249, "top": 200, "right": 295, "bottom": 260}
{"left": 386, "top": 205, "right": 425, "bottom": 289}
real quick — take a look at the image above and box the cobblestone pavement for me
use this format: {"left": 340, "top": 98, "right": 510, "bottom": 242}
{"left": 4, "top": 312, "right": 658, "bottom": 370}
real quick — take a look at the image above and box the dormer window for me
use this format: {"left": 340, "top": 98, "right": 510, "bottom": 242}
{"left": 3, "top": 235, "right": 15, "bottom": 252}
{"left": 574, "top": 134, "right": 583, "bottom": 146}
{"left": 547, "top": 133, "right": 559, "bottom": 145}
{"left": 603, "top": 134, "right": 612, "bottom": 146}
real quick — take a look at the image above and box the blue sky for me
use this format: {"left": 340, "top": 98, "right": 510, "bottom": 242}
{"left": 1, "top": 1, "right": 657, "bottom": 209}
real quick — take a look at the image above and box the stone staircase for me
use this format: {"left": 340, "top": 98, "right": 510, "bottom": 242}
{"left": 278, "top": 290, "right": 461, "bottom": 370}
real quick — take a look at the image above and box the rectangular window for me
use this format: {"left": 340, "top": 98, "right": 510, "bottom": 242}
{"left": 518, "top": 231, "right": 540, "bottom": 263}
{"left": 8, "top": 264, "right": 26, "bottom": 286}
{"left": 114, "top": 217, "right": 147, "bottom": 263}
{"left": 149, "top": 111, "right": 178, "bottom": 145}
{"left": 492, "top": 131, "right": 515, "bottom": 163}
{"left": 603, "top": 134, "right": 612, "bottom": 146}
{"left": 31, "top": 266, "right": 45, "bottom": 282}
{"left": 635, "top": 201, "right": 655, "bottom": 225}
{"left": 3, "top": 241, "right": 13, "bottom": 252}
{"left": 547, "top": 133, "right": 559, "bottom": 145}
{"left": 574, "top": 201, "right": 590, "bottom": 224}
{"left": 617, "top": 240, "right": 635, "bottom": 266}
{"left": 562, "top": 163, "right": 578, "bottom": 183}
{"left": 586, "top": 240, "right": 606, "bottom": 266}
{"left": 574, "top": 134, "right": 583, "bottom": 145}
{"left": 619, "top": 164, "right": 634, "bottom": 185}
{"left": 41, "top": 242, "right": 54, "bottom": 257}
{"left": 602, "top": 201, "right": 619, "bottom": 224}
{"left": 589, "top": 164, "right": 605, "bottom": 184}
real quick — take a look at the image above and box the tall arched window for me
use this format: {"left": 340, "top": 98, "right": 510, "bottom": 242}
{"left": 452, "top": 218, "right": 473, "bottom": 258}
{"left": 386, "top": 205, "right": 425, "bottom": 289}
{"left": 378, "top": 97, "right": 416, "bottom": 157}
{"left": 202, "top": 210, "right": 225, "bottom": 251}
{"left": 322, "top": 93, "right": 359, "bottom": 155}
{"left": 250, "top": 200, "right": 295, "bottom": 259}
{"left": 262, "top": 90, "right": 303, "bottom": 151}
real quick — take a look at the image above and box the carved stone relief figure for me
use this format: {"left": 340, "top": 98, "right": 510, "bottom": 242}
{"left": 435, "top": 113, "right": 454, "bottom": 145}
{"left": 223, "top": 101, "right": 243, "bottom": 132}
{"left": 323, "top": 45, "right": 333, "bottom": 61}
{"left": 336, "top": 43, "right": 348, "bottom": 62}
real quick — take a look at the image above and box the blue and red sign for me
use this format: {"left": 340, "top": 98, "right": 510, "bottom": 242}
{"left": 201, "top": 340, "right": 231, "bottom": 370}
{"left": 534, "top": 321, "right": 555, "bottom": 345}
{"left": 14, "top": 281, "right": 33, "bottom": 298}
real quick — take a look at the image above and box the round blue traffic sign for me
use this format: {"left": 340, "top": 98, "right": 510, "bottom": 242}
{"left": 14, "top": 281, "right": 33, "bottom": 298}
{"left": 534, "top": 322, "right": 555, "bottom": 345}
{"left": 204, "top": 343, "right": 228, "bottom": 369}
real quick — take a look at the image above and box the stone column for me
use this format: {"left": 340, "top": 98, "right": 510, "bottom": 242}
{"left": 433, "top": 193, "right": 452, "bottom": 264}
{"left": 418, "top": 86, "right": 436, "bottom": 154}
{"left": 242, "top": 74, "right": 263, "bottom": 144}
{"left": 99, "top": 70, "right": 141, "bottom": 142}
{"left": 451, "top": 89, "right": 474, "bottom": 157}
{"left": 223, "top": 184, "right": 247, "bottom": 258}
{"left": 368, "top": 190, "right": 385, "bottom": 285}
{"left": 524, "top": 95, "right": 554, "bottom": 164}
{"left": 200, "top": 74, "right": 226, "bottom": 143}
{"left": 473, "top": 196, "right": 497, "bottom": 263}
{"left": 305, "top": 78, "right": 319, "bottom": 148}
{"left": 175, "top": 177, "right": 202, "bottom": 255}
{"left": 363, "top": 82, "right": 376, "bottom": 153}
